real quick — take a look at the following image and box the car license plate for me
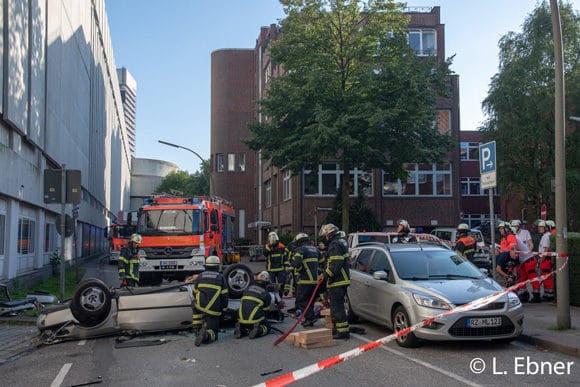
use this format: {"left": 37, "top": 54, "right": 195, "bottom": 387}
{"left": 467, "top": 317, "right": 502, "bottom": 328}
{"left": 160, "top": 260, "right": 177, "bottom": 270}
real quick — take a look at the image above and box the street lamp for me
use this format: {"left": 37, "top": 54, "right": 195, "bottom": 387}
{"left": 158, "top": 140, "right": 213, "bottom": 196}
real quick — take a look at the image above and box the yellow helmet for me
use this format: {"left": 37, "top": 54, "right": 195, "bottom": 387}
{"left": 294, "top": 232, "right": 309, "bottom": 242}
{"left": 130, "top": 233, "right": 142, "bottom": 244}
{"left": 205, "top": 255, "right": 220, "bottom": 266}
{"left": 457, "top": 223, "right": 469, "bottom": 231}
{"left": 397, "top": 219, "right": 410, "bottom": 231}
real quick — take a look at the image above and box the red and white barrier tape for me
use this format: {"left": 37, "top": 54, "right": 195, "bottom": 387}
{"left": 515, "top": 251, "right": 568, "bottom": 258}
{"left": 255, "top": 255, "right": 570, "bottom": 387}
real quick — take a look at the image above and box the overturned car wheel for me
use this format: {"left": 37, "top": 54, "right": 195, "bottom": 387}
{"left": 70, "top": 279, "right": 112, "bottom": 327}
{"left": 223, "top": 264, "right": 253, "bottom": 298}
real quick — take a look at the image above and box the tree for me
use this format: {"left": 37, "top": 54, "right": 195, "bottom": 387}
{"left": 245, "top": 0, "right": 452, "bottom": 232}
{"left": 155, "top": 160, "right": 210, "bottom": 196}
{"left": 481, "top": 1, "right": 580, "bottom": 228}
{"left": 325, "top": 190, "right": 381, "bottom": 233}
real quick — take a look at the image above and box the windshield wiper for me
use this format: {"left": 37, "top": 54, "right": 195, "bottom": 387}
{"left": 429, "top": 274, "right": 481, "bottom": 279}
{"left": 400, "top": 276, "right": 429, "bottom": 281}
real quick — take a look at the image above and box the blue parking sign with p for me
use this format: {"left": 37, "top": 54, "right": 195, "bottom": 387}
{"left": 479, "top": 141, "right": 496, "bottom": 175}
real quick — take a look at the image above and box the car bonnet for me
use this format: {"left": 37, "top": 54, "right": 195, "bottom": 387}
{"left": 403, "top": 277, "right": 504, "bottom": 306}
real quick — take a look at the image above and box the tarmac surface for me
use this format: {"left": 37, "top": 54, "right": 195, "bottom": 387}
{"left": 1, "top": 259, "right": 579, "bottom": 365}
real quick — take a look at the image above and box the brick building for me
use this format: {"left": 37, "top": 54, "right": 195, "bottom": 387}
{"left": 211, "top": 6, "right": 466, "bottom": 243}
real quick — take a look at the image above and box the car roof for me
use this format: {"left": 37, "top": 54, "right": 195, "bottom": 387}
{"left": 354, "top": 241, "right": 450, "bottom": 252}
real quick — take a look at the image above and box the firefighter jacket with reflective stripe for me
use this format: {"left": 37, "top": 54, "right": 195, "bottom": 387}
{"left": 118, "top": 244, "right": 140, "bottom": 282}
{"left": 238, "top": 284, "right": 272, "bottom": 324}
{"left": 325, "top": 235, "right": 350, "bottom": 288}
{"left": 265, "top": 242, "right": 288, "bottom": 272}
{"left": 455, "top": 235, "right": 476, "bottom": 260}
{"left": 500, "top": 234, "right": 517, "bottom": 251}
{"left": 292, "top": 243, "right": 322, "bottom": 285}
{"left": 194, "top": 270, "right": 229, "bottom": 317}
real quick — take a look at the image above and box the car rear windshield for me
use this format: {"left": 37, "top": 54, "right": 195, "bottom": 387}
{"left": 391, "top": 250, "right": 484, "bottom": 280}
{"left": 358, "top": 235, "right": 390, "bottom": 244}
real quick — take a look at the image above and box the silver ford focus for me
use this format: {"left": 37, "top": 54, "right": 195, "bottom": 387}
{"left": 346, "top": 243, "right": 523, "bottom": 347}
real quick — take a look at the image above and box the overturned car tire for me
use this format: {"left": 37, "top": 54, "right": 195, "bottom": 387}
{"left": 70, "top": 279, "right": 112, "bottom": 327}
{"left": 223, "top": 263, "right": 253, "bottom": 298}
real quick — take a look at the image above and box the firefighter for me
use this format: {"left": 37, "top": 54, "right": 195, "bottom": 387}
{"left": 192, "top": 256, "right": 229, "bottom": 346}
{"left": 497, "top": 222, "right": 517, "bottom": 252}
{"left": 283, "top": 240, "right": 298, "bottom": 298}
{"left": 264, "top": 232, "right": 288, "bottom": 298}
{"left": 546, "top": 220, "right": 556, "bottom": 235}
{"left": 118, "top": 233, "right": 142, "bottom": 287}
{"left": 392, "top": 219, "right": 417, "bottom": 243}
{"left": 538, "top": 220, "right": 554, "bottom": 301}
{"left": 235, "top": 271, "right": 275, "bottom": 339}
{"left": 291, "top": 232, "right": 323, "bottom": 327}
{"left": 495, "top": 249, "right": 519, "bottom": 289}
{"left": 319, "top": 224, "right": 350, "bottom": 340}
{"left": 454, "top": 223, "right": 476, "bottom": 261}
{"left": 511, "top": 219, "right": 540, "bottom": 303}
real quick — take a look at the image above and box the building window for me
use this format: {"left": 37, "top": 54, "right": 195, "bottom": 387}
{"left": 461, "top": 177, "right": 483, "bottom": 196}
{"left": 238, "top": 153, "right": 246, "bottom": 172}
{"left": 382, "top": 163, "right": 451, "bottom": 196}
{"left": 460, "top": 142, "right": 479, "bottom": 160}
{"left": 282, "top": 170, "right": 292, "bottom": 201}
{"left": 265, "top": 179, "right": 272, "bottom": 208}
{"left": 408, "top": 29, "right": 436, "bottom": 56}
{"left": 228, "top": 153, "right": 236, "bottom": 172}
{"left": 435, "top": 110, "right": 451, "bottom": 135}
{"left": 303, "top": 163, "right": 373, "bottom": 197}
{"left": 18, "top": 218, "right": 35, "bottom": 254}
{"left": 463, "top": 214, "right": 491, "bottom": 229}
{"left": 216, "top": 153, "right": 224, "bottom": 172}
{"left": 0, "top": 213, "right": 5, "bottom": 255}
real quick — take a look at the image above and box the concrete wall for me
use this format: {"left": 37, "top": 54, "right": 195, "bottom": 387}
{"left": 0, "top": 0, "right": 131, "bottom": 281}
{"left": 130, "top": 158, "right": 179, "bottom": 210}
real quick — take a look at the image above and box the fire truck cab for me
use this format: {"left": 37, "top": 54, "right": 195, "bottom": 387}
{"left": 136, "top": 196, "right": 246, "bottom": 292}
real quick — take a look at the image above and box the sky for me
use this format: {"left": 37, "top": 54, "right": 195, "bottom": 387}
{"left": 105, "top": 0, "right": 579, "bottom": 174}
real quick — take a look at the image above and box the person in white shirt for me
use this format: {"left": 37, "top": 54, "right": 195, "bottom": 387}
{"left": 511, "top": 219, "right": 540, "bottom": 303}
{"left": 537, "top": 220, "right": 554, "bottom": 301}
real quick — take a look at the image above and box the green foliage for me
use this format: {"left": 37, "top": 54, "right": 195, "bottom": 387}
{"left": 325, "top": 191, "right": 381, "bottom": 233}
{"left": 49, "top": 252, "right": 61, "bottom": 275}
{"left": 245, "top": 0, "right": 453, "bottom": 231}
{"left": 155, "top": 160, "right": 210, "bottom": 196}
{"left": 279, "top": 231, "right": 295, "bottom": 247}
{"left": 481, "top": 1, "right": 580, "bottom": 229}
{"left": 10, "top": 268, "right": 86, "bottom": 304}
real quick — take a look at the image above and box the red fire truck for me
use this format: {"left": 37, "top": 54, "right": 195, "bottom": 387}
{"left": 135, "top": 195, "right": 248, "bottom": 294}
{"left": 105, "top": 221, "right": 137, "bottom": 264}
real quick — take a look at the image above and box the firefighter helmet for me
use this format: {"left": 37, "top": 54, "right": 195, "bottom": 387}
{"left": 294, "top": 232, "right": 309, "bottom": 243}
{"left": 537, "top": 220, "right": 547, "bottom": 228}
{"left": 256, "top": 271, "right": 270, "bottom": 283}
{"left": 510, "top": 219, "right": 522, "bottom": 227}
{"left": 397, "top": 219, "right": 410, "bottom": 231}
{"left": 319, "top": 224, "right": 338, "bottom": 239}
{"left": 498, "top": 221, "right": 508, "bottom": 230}
{"left": 457, "top": 223, "right": 469, "bottom": 231}
{"left": 130, "top": 233, "right": 142, "bottom": 244}
{"left": 205, "top": 255, "right": 220, "bottom": 266}
{"left": 546, "top": 220, "right": 556, "bottom": 229}
{"left": 268, "top": 232, "right": 279, "bottom": 244}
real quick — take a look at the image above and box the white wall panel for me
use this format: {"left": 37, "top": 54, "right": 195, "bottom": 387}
{"left": 5, "top": 0, "right": 29, "bottom": 132}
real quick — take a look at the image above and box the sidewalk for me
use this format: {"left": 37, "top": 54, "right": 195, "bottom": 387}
{"left": 518, "top": 302, "right": 580, "bottom": 358}
{"left": 1, "top": 285, "right": 579, "bottom": 365}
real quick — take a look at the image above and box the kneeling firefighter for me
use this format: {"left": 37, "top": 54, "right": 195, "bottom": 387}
{"left": 235, "top": 271, "right": 275, "bottom": 339}
{"left": 192, "top": 256, "right": 229, "bottom": 346}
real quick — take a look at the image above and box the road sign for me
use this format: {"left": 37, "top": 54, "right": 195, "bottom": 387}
{"left": 479, "top": 141, "right": 496, "bottom": 174}
{"left": 541, "top": 204, "right": 547, "bottom": 220}
{"left": 479, "top": 141, "right": 497, "bottom": 190}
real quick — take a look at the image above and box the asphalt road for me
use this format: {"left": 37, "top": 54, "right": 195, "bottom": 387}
{"left": 1, "top": 257, "right": 577, "bottom": 386}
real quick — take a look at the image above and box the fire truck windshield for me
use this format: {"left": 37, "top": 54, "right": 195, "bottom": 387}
{"left": 139, "top": 209, "right": 202, "bottom": 236}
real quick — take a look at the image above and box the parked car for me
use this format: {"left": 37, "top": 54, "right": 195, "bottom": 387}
{"left": 348, "top": 232, "right": 448, "bottom": 250}
{"left": 430, "top": 227, "right": 491, "bottom": 271}
{"left": 346, "top": 243, "right": 523, "bottom": 347}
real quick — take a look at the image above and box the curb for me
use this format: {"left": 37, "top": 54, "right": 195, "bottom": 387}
{"left": 519, "top": 333, "right": 580, "bottom": 358}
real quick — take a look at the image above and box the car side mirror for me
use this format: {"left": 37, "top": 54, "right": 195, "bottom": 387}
{"left": 373, "top": 270, "right": 389, "bottom": 281}
{"left": 479, "top": 268, "right": 489, "bottom": 276}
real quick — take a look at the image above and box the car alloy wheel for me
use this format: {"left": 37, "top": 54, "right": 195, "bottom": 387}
{"left": 393, "top": 305, "right": 420, "bottom": 348}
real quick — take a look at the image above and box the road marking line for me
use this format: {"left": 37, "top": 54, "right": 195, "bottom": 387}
{"left": 50, "top": 363, "right": 72, "bottom": 387}
{"left": 78, "top": 340, "right": 86, "bottom": 346}
{"left": 352, "top": 334, "right": 483, "bottom": 387}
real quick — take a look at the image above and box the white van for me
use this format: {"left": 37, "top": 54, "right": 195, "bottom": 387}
{"left": 430, "top": 227, "right": 486, "bottom": 251}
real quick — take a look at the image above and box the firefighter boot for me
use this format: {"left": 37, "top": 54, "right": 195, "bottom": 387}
{"left": 234, "top": 323, "right": 243, "bottom": 339}
{"left": 531, "top": 292, "right": 541, "bottom": 303}
{"left": 195, "top": 325, "right": 207, "bottom": 347}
